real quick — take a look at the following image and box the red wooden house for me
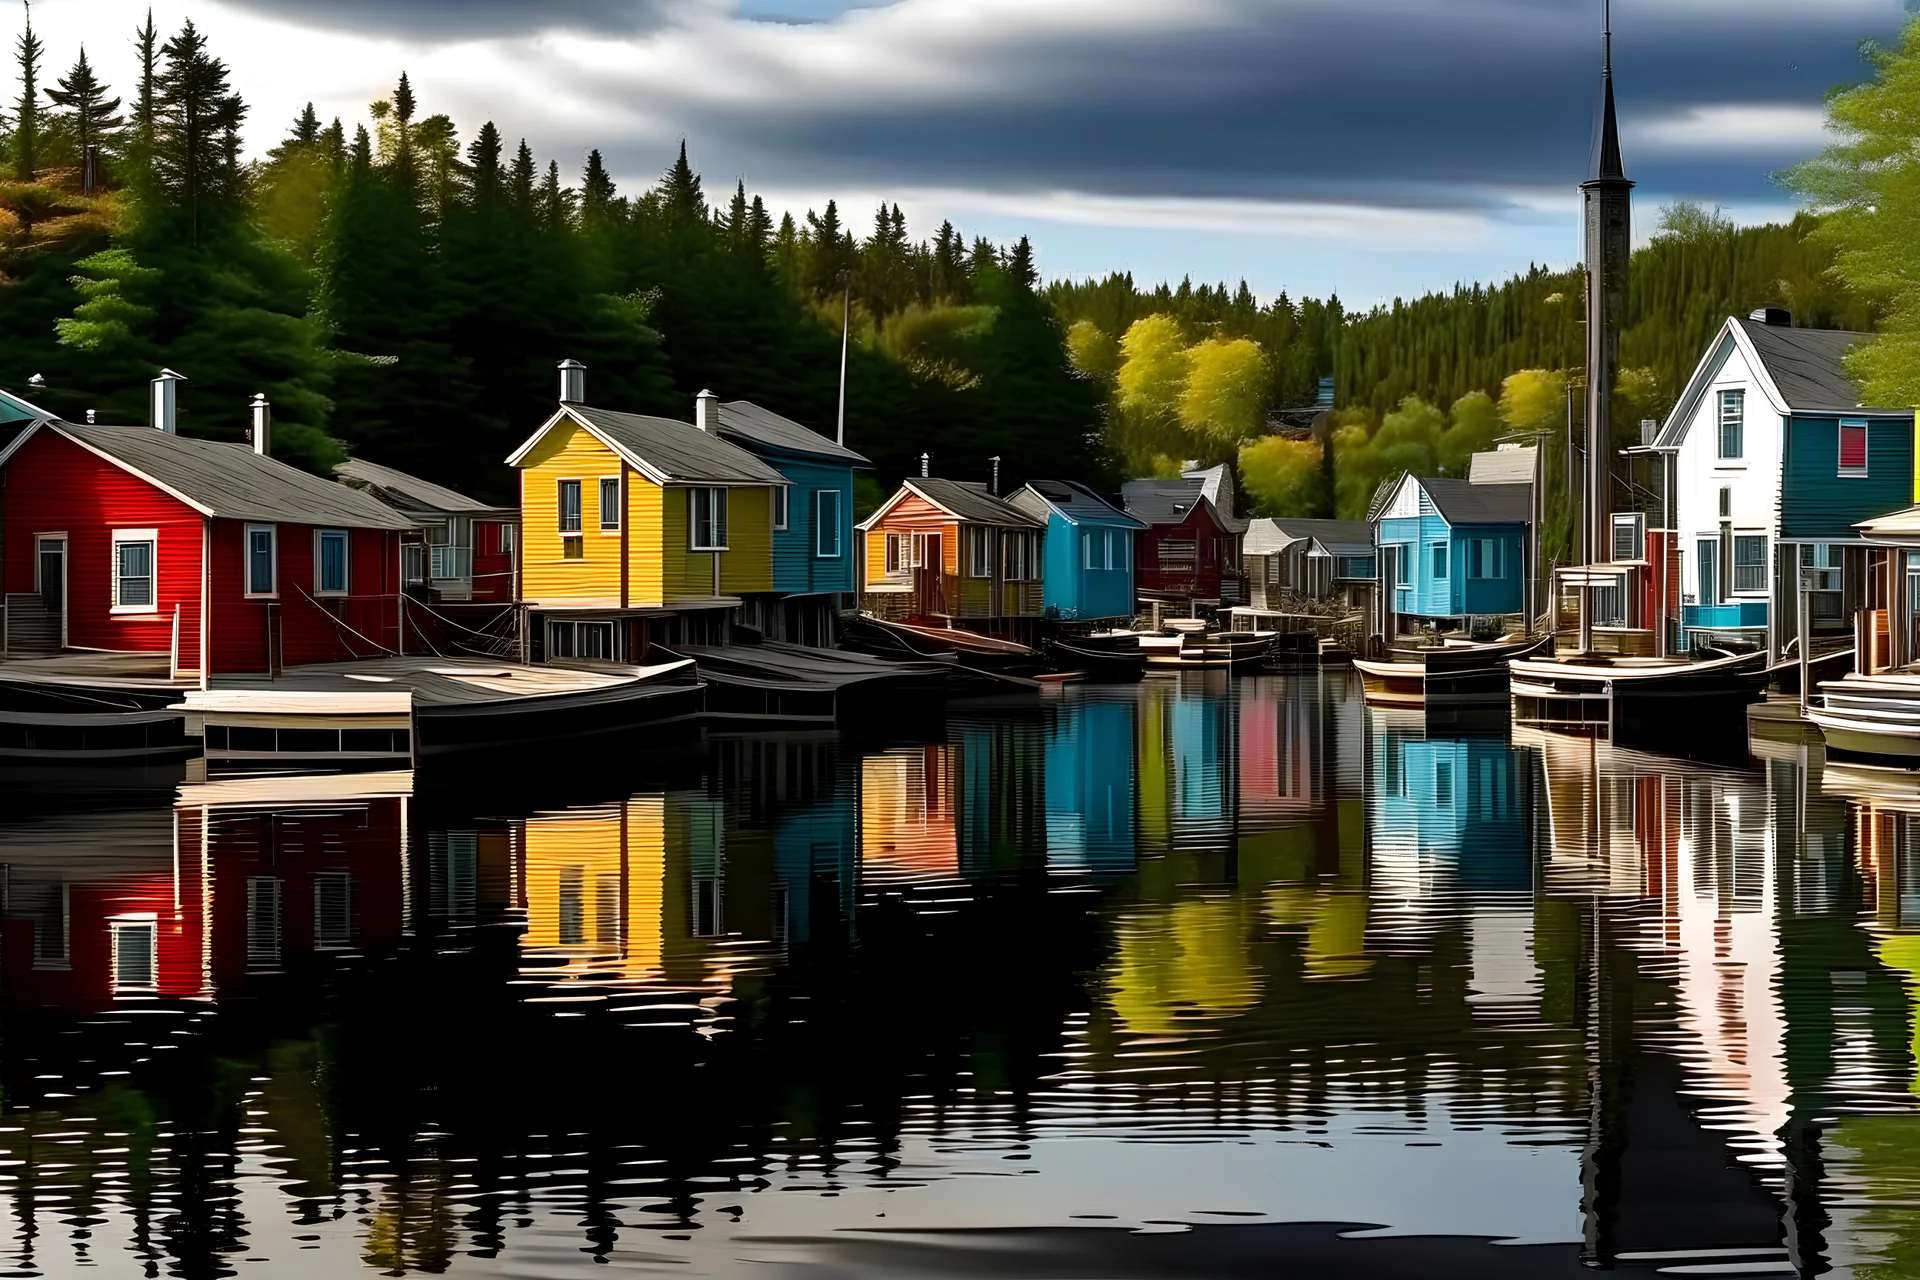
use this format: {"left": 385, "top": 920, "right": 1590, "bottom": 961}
{"left": 335, "top": 456, "right": 518, "bottom": 605}
{"left": 1122, "top": 464, "right": 1247, "bottom": 608}
{"left": 0, "top": 413, "right": 418, "bottom": 676}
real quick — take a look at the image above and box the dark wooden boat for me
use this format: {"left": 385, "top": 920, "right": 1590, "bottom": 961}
{"left": 843, "top": 614, "right": 1047, "bottom": 696}
{"left": 1353, "top": 634, "right": 1552, "bottom": 708}
{"left": 0, "top": 654, "right": 194, "bottom": 786}
{"left": 1045, "top": 637, "right": 1145, "bottom": 683}
{"left": 1767, "top": 646, "right": 1855, "bottom": 696}
{"left": 672, "top": 641, "right": 949, "bottom": 727}
{"left": 1509, "top": 648, "right": 1767, "bottom": 749}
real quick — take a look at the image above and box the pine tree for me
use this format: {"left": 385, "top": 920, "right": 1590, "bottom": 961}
{"left": 130, "top": 8, "right": 157, "bottom": 168}
{"left": 660, "top": 140, "right": 704, "bottom": 228}
{"left": 13, "top": 4, "right": 43, "bottom": 180}
{"left": 580, "top": 147, "right": 617, "bottom": 225}
{"left": 1004, "top": 235, "right": 1037, "bottom": 291}
{"left": 152, "top": 20, "right": 246, "bottom": 244}
{"left": 539, "top": 158, "right": 570, "bottom": 229}
{"left": 44, "top": 46, "right": 123, "bottom": 178}
{"left": 509, "top": 138, "right": 535, "bottom": 211}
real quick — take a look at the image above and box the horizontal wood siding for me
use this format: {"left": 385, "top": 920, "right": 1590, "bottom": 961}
{"left": 518, "top": 423, "right": 630, "bottom": 606}
{"left": 763, "top": 456, "right": 854, "bottom": 595}
{"left": 209, "top": 521, "right": 401, "bottom": 673}
{"left": 1781, "top": 413, "right": 1913, "bottom": 541}
{"left": 629, "top": 481, "right": 663, "bottom": 606}
{"left": 2, "top": 429, "right": 203, "bottom": 660}
{"left": 1378, "top": 509, "right": 1454, "bottom": 618}
{"left": 661, "top": 484, "right": 775, "bottom": 602}
{"left": 471, "top": 518, "right": 516, "bottom": 603}
{"left": 1453, "top": 524, "right": 1526, "bottom": 616}
{"left": 1137, "top": 506, "right": 1230, "bottom": 600}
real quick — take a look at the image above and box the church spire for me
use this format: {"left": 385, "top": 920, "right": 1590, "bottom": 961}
{"left": 1586, "top": 0, "right": 1630, "bottom": 186}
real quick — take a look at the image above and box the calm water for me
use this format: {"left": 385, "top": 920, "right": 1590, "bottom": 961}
{"left": 5, "top": 671, "right": 1920, "bottom": 1278}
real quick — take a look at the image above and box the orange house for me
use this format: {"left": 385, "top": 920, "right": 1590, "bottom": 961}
{"left": 856, "top": 477, "right": 1044, "bottom": 631}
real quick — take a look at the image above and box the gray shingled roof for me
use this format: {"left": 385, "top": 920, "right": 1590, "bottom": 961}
{"left": 906, "top": 477, "right": 1044, "bottom": 527}
{"left": 1419, "top": 477, "right": 1531, "bottom": 525}
{"left": 1269, "top": 517, "right": 1374, "bottom": 558}
{"left": 567, "top": 405, "right": 789, "bottom": 485}
{"left": 1467, "top": 446, "right": 1538, "bottom": 487}
{"left": 1737, "top": 318, "right": 1886, "bottom": 414}
{"left": 35, "top": 421, "right": 418, "bottom": 529}
{"left": 336, "top": 456, "right": 509, "bottom": 516}
{"left": 1242, "top": 519, "right": 1301, "bottom": 557}
{"left": 1013, "top": 479, "right": 1144, "bottom": 528}
{"left": 1123, "top": 476, "right": 1239, "bottom": 530}
{"left": 716, "top": 400, "right": 869, "bottom": 465}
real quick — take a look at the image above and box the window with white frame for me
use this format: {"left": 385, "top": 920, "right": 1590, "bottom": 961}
{"left": 1430, "top": 542, "right": 1448, "bottom": 580}
{"left": 1004, "top": 532, "right": 1037, "bottom": 581}
{"left": 885, "top": 532, "right": 904, "bottom": 575}
{"left": 247, "top": 876, "right": 283, "bottom": 970}
{"left": 314, "top": 872, "right": 354, "bottom": 950}
{"left": 110, "top": 917, "right": 157, "bottom": 992}
{"left": 1839, "top": 419, "right": 1869, "bottom": 476}
{"left": 1611, "top": 513, "right": 1644, "bottom": 564}
{"left": 315, "top": 528, "right": 349, "bottom": 595}
{"left": 1718, "top": 486, "right": 1733, "bottom": 520}
{"left": 1718, "top": 390, "right": 1745, "bottom": 460}
{"left": 599, "top": 476, "right": 622, "bottom": 531}
{"left": 499, "top": 522, "right": 517, "bottom": 556}
{"left": 1733, "top": 535, "right": 1768, "bottom": 594}
{"left": 690, "top": 487, "right": 728, "bottom": 551}
{"left": 966, "top": 526, "right": 991, "bottom": 577}
{"left": 773, "top": 485, "right": 789, "bottom": 532}
{"left": 815, "top": 489, "right": 841, "bottom": 557}
{"left": 547, "top": 619, "right": 616, "bottom": 660}
{"left": 245, "top": 524, "right": 277, "bottom": 596}
{"left": 1084, "top": 530, "right": 1102, "bottom": 571}
{"left": 111, "top": 529, "right": 156, "bottom": 613}
{"left": 557, "top": 479, "right": 583, "bottom": 534}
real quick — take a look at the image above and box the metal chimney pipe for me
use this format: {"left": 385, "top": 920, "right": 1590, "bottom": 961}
{"left": 150, "top": 368, "right": 186, "bottom": 434}
{"left": 250, "top": 393, "right": 272, "bottom": 457}
{"left": 990, "top": 456, "right": 1001, "bottom": 497}
{"left": 558, "top": 358, "right": 586, "bottom": 404}
{"left": 920, "top": 452, "right": 931, "bottom": 478}
{"left": 695, "top": 389, "right": 719, "bottom": 433}
{"left": 85, "top": 409, "right": 95, "bottom": 424}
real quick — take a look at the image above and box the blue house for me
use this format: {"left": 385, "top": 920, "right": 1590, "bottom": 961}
{"left": 1009, "top": 480, "right": 1145, "bottom": 622}
{"left": 1373, "top": 473, "right": 1531, "bottom": 628}
{"left": 1651, "top": 310, "right": 1914, "bottom": 654}
{"left": 1368, "top": 721, "right": 1533, "bottom": 891}
{"left": 1044, "top": 690, "right": 1139, "bottom": 876}
{"left": 711, "top": 398, "right": 869, "bottom": 645}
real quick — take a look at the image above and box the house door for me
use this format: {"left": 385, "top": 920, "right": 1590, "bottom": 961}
{"left": 1696, "top": 539, "right": 1717, "bottom": 608}
{"left": 36, "top": 536, "right": 66, "bottom": 648}
{"left": 913, "top": 533, "right": 943, "bottom": 617}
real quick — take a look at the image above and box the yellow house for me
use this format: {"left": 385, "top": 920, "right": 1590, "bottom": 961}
{"left": 506, "top": 380, "right": 788, "bottom": 658}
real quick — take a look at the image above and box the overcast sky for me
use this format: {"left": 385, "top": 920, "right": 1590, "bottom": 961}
{"left": 9, "top": 0, "right": 1913, "bottom": 306}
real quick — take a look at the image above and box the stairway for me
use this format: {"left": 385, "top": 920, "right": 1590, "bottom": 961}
{"left": 3, "top": 595, "right": 60, "bottom": 654}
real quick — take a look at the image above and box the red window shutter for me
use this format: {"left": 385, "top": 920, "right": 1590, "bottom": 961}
{"left": 1840, "top": 422, "right": 1868, "bottom": 471}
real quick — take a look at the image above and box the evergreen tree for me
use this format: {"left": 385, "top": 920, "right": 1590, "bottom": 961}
{"left": 12, "top": 4, "right": 43, "bottom": 180}
{"left": 129, "top": 8, "right": 157, "bottom": 168}
{"left": 152, "top": 20, "right": 246, "bottom": 245}
{"left": 580, "top": 147, "right": 617, "bottom": 225}
{"left": 659, "top": 141, "right": 704, "bottom": 227}
{"left": 509, "top": 138, "right": 535, "bottom": 211}
{"left": 1004, "top": 235, "right": 1037, "bottom": 291}
{"left": 44, "top": 46, "right": 122, "bottom": 177}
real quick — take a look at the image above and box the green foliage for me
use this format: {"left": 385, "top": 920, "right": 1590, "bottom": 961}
{"left": 1239, "top": 434, "right": 1324, "bottom": 517}
{"left": 1437, "top": 390, "right": 1499, "bottom": 476}
{"left": 1781, "top": 14, "right": 1920, "bottom": 407}
{"left": 1180, "top": 337, "right": 1268, "bottom": 443}
{"left": 1065, "top": 318, "right": 1120, "bottom": 382}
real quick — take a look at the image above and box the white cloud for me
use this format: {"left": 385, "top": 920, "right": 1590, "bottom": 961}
{"left": 1628, "top": 104, "right": 1832, "bottom": 155}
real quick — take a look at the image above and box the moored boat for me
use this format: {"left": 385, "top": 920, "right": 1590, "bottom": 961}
{"left": 1354, "top": 634, "right": 1552, "bottom": 709}
{"left": 1044, "top": 636, "right": 1146, "bottom": 683}
{"left": 1807, "top": 672, "right": 1920, "bottom": 768}
{"left": 0, "top": 653, "right": 194, "bottom": 787}
{"left": 1509, "top": 649, "right": 1767, "bottom": 748}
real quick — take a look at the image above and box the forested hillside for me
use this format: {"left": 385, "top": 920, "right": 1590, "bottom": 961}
{"left": 0, "top": 15, "right": 1103, "bottom": 504}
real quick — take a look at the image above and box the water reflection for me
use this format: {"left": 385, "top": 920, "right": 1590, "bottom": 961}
{"left": 5, "top": 673, "right": 1920, "bottom": 1275}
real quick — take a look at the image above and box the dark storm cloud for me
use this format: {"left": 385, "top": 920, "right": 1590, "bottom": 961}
{"left": 549, "top": 0, "right": 1907, "bottom": 217}
{"left": 220, "top": 0, "right": 676, "bottom": 39}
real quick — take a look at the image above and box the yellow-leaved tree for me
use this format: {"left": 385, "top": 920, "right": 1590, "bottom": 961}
{"left": 1239, "top": 435, "right": 1324, "bottom": 517}
{"left": 1179, "top": 337, "right": 1269, "bottom": 443}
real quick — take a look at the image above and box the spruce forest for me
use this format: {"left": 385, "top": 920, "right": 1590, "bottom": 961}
{"left": 0, "top": 12, "right": 1882, "bottom": 520}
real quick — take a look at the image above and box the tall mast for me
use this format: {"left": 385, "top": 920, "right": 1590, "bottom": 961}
{"left": 1583, "top": 0, "right": 1632, "bottom": 569}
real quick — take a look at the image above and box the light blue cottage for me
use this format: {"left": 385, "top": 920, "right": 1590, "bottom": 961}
{"left": 1374, "top": 473, "right": 1531, "bottom": 627}
{"left": 1010, "top": 480, "right": 1146, "bottom": 623}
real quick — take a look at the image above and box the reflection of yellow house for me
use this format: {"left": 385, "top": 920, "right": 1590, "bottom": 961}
{"left": 1107, "top": 898, "right": 1263, "bottom": 1036}
{"left": 860, "top": 747, "right": 959, "bottom": 884}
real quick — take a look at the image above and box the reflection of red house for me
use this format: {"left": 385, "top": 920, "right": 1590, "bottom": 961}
{"left": 1122, "top": 465, "right": 1247, "bottom": 607}
{"left": 0, "top": 406, "right": 417, "bottom": 673}
{"left": 0, "top": 778, "right": 410, "bottom": 1012}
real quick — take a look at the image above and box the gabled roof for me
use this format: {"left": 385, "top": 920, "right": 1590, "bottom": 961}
{"left": 1010, "top": 479, "right": 1144, "bottom": 529}
{"left": 1243, "top": 519, "right": 1302, "bottom": 557}
{"left": 715, "top": 400, "right": 869, "bottom": 466}
{"left": 1420, "top": 476, "right": 1531, "bottom": 525}
{"left": 0, "top": 420, "right": 418, "bottom": 530}
{"left": 1468, "top": 445, "right": 1537, "bottom": 487}
{"left": 506, "top": 404, "right": 789, "bottom": 487}
{"left": 858, "top": 477, "right": 1044, "bottom": 531}
{"left": 0, "top": 387, "right": 53, "bottom": 425}
{"left": 336, "top": 457, "right": 512, "bottom": 517}
{"left": 1856, "top": 505, "right": 1920, "bottom": 540}
{"left": 1268, "top": 517, "right": 1373, "bottom": 558}
{"left": 1657, "top": 316, "right": 1899, "bottom": 448}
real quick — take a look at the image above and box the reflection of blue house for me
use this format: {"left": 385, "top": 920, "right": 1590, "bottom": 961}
{"left": 772, "top": 798, "right": 859, "bottom": 945}
{"left": 713, "top": 399, "right": 870, "bottom": 644}
{"left": 1044, "top": 693, "right": 1138, "bottom": 875}
{"left": 1374, "top": 473, "right": 1530, "bottom": 625}
{"left": 1010, "top": 480, "right": 1145, "bottom": 622}
{"left": 1369, "top": 725, "right": 1532, "bottom": 889}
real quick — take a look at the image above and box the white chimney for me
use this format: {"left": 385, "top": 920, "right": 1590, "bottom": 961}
{"left": 250, "top": 393, "right": 272, "bottom": 457}
{"left": 695, "top": 389, "right": 719, "bottom": 433}
{"left": 150, "top": 368, "right": 185, "bottom": 434}
{"left": 990, "top": 455, "right": 1001, "bottom": 497}
{"left": 558, "top": 358, "right": 586, "bottom": 404}
{"left": 920, "top": 452, "right": 931, "bottom": 477}
{"left": 85, "top": 409, "right": 96, "bottom": 424}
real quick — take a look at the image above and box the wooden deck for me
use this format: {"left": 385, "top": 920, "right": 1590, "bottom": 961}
{"left": 201, "top": 655, "right": 686, "bottom": 709}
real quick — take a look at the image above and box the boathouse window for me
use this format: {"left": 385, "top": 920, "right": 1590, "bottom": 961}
{"left": 816, "top": 490, "right": 841, "bottom": 557}
{"left": 599, "top": 477, "right": 622, "bottom": 531}
{"left": 885, "top": 533, "right": 903, "bottom": 574}
{"left": 1718, "top": 390, "right": 1744, "bottom": 460}
{"left": 1003, "top": 532, "right": 1036, "bottom": 581}
{"left": 111, "top": 529, "right": 156, "bottom": 613}
{"left": 557, "top": 479, "right": 583, "bottom": 533}
{"left": 246, "top": 876, "right": 283, "bottom": 971}
{"left": 1733, "top": 535, "right": 1768, "bottom": 594}
{"left": 1466, "top": 538, "right": 1505, "bottom": 580}
{"left": 1430, "top": 543, "right": 1448, "bottom": 580}
{"left": 316, "top": 529, "right": 349, "bottom": 596}
{"left": 1839, "top": 419, "right": 1869, "bottom": 475}
{"left": 314, "top": 872, "right": 354, "bottom": 950}
{"left": 771, "top": 485, "right": 790, "bottom": 532}
{"left": 245, "top": 524, "right": 277, "bottom": 597}
{"left": 967, "top": 527, "right": 991, "bottom": 577}
{"left": 499, "top": 523, "right": 517, "bottom": 556}
{"left": 109, "top": 917, "right": 157, "bottom": 992}
{"left": 1611, "top": 513, "right": 1644, "bottom": 564}
{"left": 1110, "top": 530, "right": 1129, "bottom": 570}
{"left": 690, "top": 487, "right": 729, "bottom": 551}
